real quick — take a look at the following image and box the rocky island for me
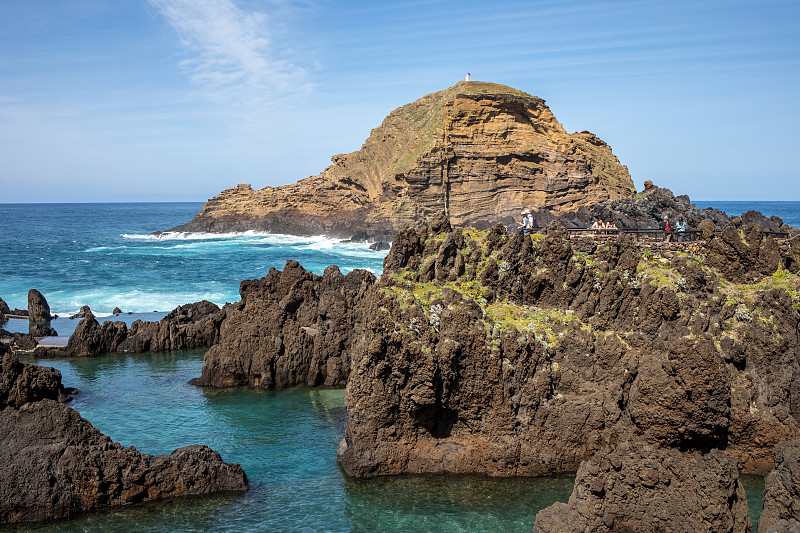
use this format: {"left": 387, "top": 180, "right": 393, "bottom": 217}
{"left": 163, "top": 81, "right": 637, "bottom": 239}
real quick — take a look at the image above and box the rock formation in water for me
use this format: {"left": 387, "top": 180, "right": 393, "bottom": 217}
{"left": 758, "top": 440, "right": 800, "bottom": 532}
{"left": 164, "top": 81, "right": 636, "bottom": 238}
{"left": 59, "top": 300, "right": 227, "bottom": 357}
{"left": 335, "top": 217, "right": 800, "bottom": 477}
{"left": 533, "top": 443, "right": 751, "bottom": 533}
{"left": 0, "top": 296, "right": 9, "bottom": 322}
{"left": 191, "top": 262, "right": 375, "bottom": 388}
{"left": 0, "top": 346, "right": 247, "bottom": 524}
{"left": 27, "top": 289, "right": 51, "bottom": 324}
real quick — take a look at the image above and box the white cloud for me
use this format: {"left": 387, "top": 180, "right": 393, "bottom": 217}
{"left": 148, "top": 0, "right": 309, "bottom": 109}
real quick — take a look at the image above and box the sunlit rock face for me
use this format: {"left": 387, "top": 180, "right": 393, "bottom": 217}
{"left": 168, "top": 82, "right": 635, "bottom": 238}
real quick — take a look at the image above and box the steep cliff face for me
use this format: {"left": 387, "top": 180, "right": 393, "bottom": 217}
{"left": 337, "top": 221, "right": 800, "bottom": 478}
{"left": 168, "top": 82, "right": 635, "bottom": 237}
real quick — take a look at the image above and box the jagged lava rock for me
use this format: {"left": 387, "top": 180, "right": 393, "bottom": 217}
{"left": 165, "top": 82, "right": 635, "bottom": 238}
{"left": 338, "top": 219, "right": 800, "bottom": 477}
{"left": 758, "top": 440, "right": 800, "bottom": 533}
{"left": 62, "top": 301, "right": 227, "bottom": 356}
{"left": 0, "top": 346, "right": 247, "bottom": 524}
{"left": 27, "top": 289, "right": 51, "bottom": 323}
{"left": 533, "top": 443, "right": 751, "bottom": 533}
{"left": 70, "top": 305, "right": 94, "bottom": 319}
{"left": 191, "top": 261, "right": 375, "bottom": 388}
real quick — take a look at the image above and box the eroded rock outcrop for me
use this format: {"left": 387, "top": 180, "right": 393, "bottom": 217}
{"left": 0, "top": 296, "right": 9, "bottom": 322}
{"left": 191, "top": 261, "right": 375, "bottom": 388}
{"left": 533, "top": 444, "right": 751, "bottom": 533}
{"left": 337, "top": 219, "right": 800, "bottom": 477}
{"left": 165, "top": 82, "right": 635, "bottom": 238}
{"left": 27, "top": 289, "right": 51, "bottom": 324}
{"left": 0, "top": 346, "right": 247, "bottom": 524}
{"left": 758, "top": 441, "right": 800, "bottom": 533}
{"left": 63, "top": 301, "right": 227, "bottom": 357}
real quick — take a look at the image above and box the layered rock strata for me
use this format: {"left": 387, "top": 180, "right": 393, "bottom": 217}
{"left": 191, "top": 262, "right": 376, "bottom": 388}
{"left": 165, "top": 82, "right": 635, "bottom": 238}
{"left": 533, "top": 443, "right": 751, "bottom": 533}
{"left": 758, "top": 440, "right": 800, "bottom": 533}
{"left": 336, "top": 218, "right": 800, "bottom": 477}
{"left": 0, "top": 346, "right": 247, "bottom": 524}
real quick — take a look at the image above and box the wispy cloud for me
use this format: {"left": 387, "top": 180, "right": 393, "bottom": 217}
{"left": 147, "top": 0, "right": 309, "bottom": 109}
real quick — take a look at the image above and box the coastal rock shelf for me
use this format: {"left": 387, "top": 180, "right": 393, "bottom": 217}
{"left": 0, "top": 346, "right": 247, "bottom": 525}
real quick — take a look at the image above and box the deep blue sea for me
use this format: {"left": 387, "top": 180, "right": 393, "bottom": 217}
{"left": 1, "top": 201, "right": 794, "bottom": 532}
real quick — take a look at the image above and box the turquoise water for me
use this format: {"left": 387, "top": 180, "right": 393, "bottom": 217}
{"left": 0, "top": 203, "right": 388, "bottom": 316}
{"left": 1, "top": 201, "right": 789, "bottom": 530}
{"left": 5, "top": 351, "right": 575, "bottom": 532}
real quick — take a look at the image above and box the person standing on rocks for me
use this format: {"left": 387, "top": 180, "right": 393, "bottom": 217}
{"left": 675, "top": 216, "right": 687, "bottom": 242}
{"left": 518, "top": 210, "right": 534, "bottom": 236}
{"left": 660, "top": 215, "right": 673, "bottom": 242}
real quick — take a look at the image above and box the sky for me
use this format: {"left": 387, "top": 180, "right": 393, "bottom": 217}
{"left": 0, "top": 0, "right": 798, "bottom": 203}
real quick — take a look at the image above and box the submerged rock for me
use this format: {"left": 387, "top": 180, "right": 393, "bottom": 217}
{"left": 533, "top": 444, "right": 751, "bottom": 533}
{"left": 0, "top": 346, "right": 247, "bottom": 524}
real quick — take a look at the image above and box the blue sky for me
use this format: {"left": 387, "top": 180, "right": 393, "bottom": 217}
{"left": 1, "top": 0, "right": 798, "bottom": 203}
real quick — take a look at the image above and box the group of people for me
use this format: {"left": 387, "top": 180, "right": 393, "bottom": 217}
{"left": 517, "top": 208, "right": 690, "bottom": 243}
{"left": 590, "top": 219, "right": 618, "bottom": 232}
{"left": 518, "top": 209, "right": 535, "bottom": 235}
{"left": 660, "top": 215, "right": 688, "bottom": 241}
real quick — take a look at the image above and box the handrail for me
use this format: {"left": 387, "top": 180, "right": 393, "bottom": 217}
{"left": 563, "top": 227, "right": 789, "bottom": 240}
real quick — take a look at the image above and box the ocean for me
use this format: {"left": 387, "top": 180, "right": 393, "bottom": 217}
{"left": 1, "top": 200, "right": 795, "bottom": 532}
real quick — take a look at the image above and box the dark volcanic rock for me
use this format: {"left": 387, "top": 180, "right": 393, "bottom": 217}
{"left": 112, "top": 307, "right": 122, "bottom": 315}
{"left": 527, "top": 185, "right": 732, "bottom": 231}
{"left": 164, "top": 300, "right": 221, "bottom": 324}
{"left": 369, "top": 241, "right": 391, "bottom": 251}
{"left": 62, "top": 301, "right": 227, "bottom": 357}
{"left": 70, "top": 305, "right": 94, "bottom": 319}
{"left": 27, "top": 289, "right": 51, "bottom": 323}
{"left": 0, "top": 296, "right": 9, "bottom": 321}
{"left": 758, "top": 441, "right": 800, "bottom": 533}
{"left": 533, "top": 444, "right": 751, "bottom": 533}
{"left": 337, "top": 219, "right": 800, "bottom": 477}
{"left": 0, "top": 349, "right": 247, "bottom": 524}
{"left": 191, "top": 261, "right": 376, "bottom": 388}
{"left": 29, "top": 324, "right": 57, "bottom": 337}
{"left": 0, "top": 350, "right": 72, "bottom": 407}
{"left": 66, "top": 316, "right": 128, "bottom": 357}
{"left": 117, "top": 301, "right": 227, "bottom": 354}
{"left": 705, "top": 223, "right": 799, "bottom": 282}
{"left": 8, "top": 333, "right": 39, "bottom": 352}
